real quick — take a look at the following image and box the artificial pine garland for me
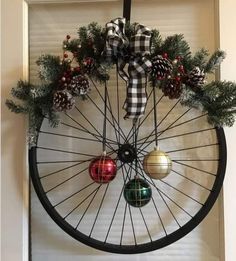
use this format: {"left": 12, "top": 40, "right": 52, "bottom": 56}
{"left": 6, "top": 21, "right": 236, "bottom": 144}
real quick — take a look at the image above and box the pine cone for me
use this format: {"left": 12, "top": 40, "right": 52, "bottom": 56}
{"left": 185, "top": 67, "right": 205, "bottom": 90}
{"left": 67, "top": 75, "right": 90, "bottom": 96}
{"left": 162, "top": 79, "right": 182, "bottom": 99}
{"left": 53, "top": 90, "right": 75, "bottom": 111}
{"left": 151, "top": 55, "right": 173, "bottom": 79}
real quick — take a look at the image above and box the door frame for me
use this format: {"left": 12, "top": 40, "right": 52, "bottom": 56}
{"left": 1, "top": 0, "right": 236, "bottom": 260}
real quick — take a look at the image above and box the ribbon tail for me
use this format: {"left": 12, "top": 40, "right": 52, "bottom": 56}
{"left": 123, "top": 75, "right": 148, "bottom": 119}
{"left": 123, "top": 57, "right": 152, "bottom": 120}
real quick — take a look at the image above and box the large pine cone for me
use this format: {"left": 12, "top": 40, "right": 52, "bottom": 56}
{"left": 185, "top": 67, "right": 205, "bottom": 90}
{"left": 162, "top": 79, "right": 182, "bottom": 99}
{"left": 53, "top": 90, "right": 75, "bottom": 111}
{"left": 151, "top": 55, "right": 173, "bottom": 79}
{"left": 67, "top": 75, "right": 90, "bottom": 96}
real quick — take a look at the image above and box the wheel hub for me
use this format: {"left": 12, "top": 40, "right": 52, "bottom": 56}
{"left": 118, "top": 143, "right": 137, "bottom": 163}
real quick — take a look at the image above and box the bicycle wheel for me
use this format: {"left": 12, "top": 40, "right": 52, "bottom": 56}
{"left": 29, "top": 68, "right": 226, "bottom": 254}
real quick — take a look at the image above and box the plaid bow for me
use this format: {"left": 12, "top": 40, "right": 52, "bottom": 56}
{"left": 105, "top": 18, "right": 152, "bottom": 119}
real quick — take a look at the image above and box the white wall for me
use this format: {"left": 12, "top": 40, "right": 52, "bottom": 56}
{"left": 1, "top": 1, "right": 29, "bottom": 261}
{"left": 219, "top": 1, "right": 236, "bottom": 260}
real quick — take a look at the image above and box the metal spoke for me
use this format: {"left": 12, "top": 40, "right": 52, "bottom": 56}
{"left": 116, "top": 65, "right": 121, "bottom": 144}
{"left": 37, "top": 159, "right": 91, "bottom": 164}
{"left": 53, "top": 182, "right": 97, "bottom": 208}
{"left": 64, "top": 112, "right": 116, "bottom": 151}
{"left": 166, "top": 143, "right": 219, "bottom": 154}
{"left": 134, "top": 160, "right": 191, "bottom": 220}
{"left": 37, "top": 149, "right": 115, "bottom": 166}
{"left": 157, "top": 113, "right": 208, "bottom": 139}
{"left": 137, "top": 100, "right": 180, "bottom": 152}
{"left": 89, "top": 184, "right": 110, "bottom": 237}
{"left": 131, "top": 160, "right": 182, "bottom": 226}
{"left": 157, "top": 179, "right": 204, "bottom": 206}
{"left": 157, "top": 127, "right": 215, "bottom": 142}
{"left": 120, "top": 164, "right": 132, "bottom": 245}
{"left": 39, "top": 160, "right": 89, "bottom": 178}
{"left": 120, "top": 203, "right": 128, "bottom": 246}
{"left": 151, "top": 197, "right": 168, "bottom": 236}
{"left": 37, "top": 146, "right": 99, "bottom": 157}
{"left": 173, "top": 161, "right": 216, "bottom": 176}
{"left": 171, "top": 169, "right": 212, "bottom": 191}
{"left": 104, "top": 167, "right": 130, "bottom": 243}
{"left": 128, "top": 205, "right": 137, "bottom": 245}
{"left": 125, "top": 90, "right": 161, "bottom": 143}
{"left": 45, "top": 165, "right": 89, "bottom": 194}
{"left": 86, "top": 94, "right": 124, "bottom": 143}
{"left": 106, "top": 80, "right": 127, "bottom": 143}
{"left": 89, "top": 76, "right": 127, "bottom": 141}
{"left": 139, "top": 208, "right": 153, "bottom": 242}
{"left": 63, "top": 185, "right": 100, "bottom": 220}
{"left": 75, "top": 185, "right": 102, "bottom": 230}
{"left": 39, "top": 130, "right": 117, "bottom": 145}
{"left": 59, "top": 121, "right": 117, "bottom": 146}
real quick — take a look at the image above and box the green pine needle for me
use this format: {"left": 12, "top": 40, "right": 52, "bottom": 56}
{"left": 191, "top": 48, "right": 209, "bottom": 70}
{"left": 182, "top": 81, "right": 236, "bottom": 127}
{"left": 160, "top": 34, "right": 191, "bottom": 60}
{"left": 151, "top": 29, "right": 163, "bottom": 55}
{"left": 36, "top": 54, "right": 62, "bottom": 82}
{"left": 204, "top": 50, "right": 226, "bottom": 73}
{"left": 5, "top": 99, "right": 28, "bottom": 114}
{"left": 5, "top": 21, "right": 236, "bottom": 144}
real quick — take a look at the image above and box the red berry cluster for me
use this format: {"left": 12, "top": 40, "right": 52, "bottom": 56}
{"left": 58, "top": 66, "right": 81, "bottom": 90}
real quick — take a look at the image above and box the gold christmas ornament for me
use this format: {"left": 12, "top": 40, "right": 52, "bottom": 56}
{"left": 143, "top": 148, "right": 172, "bottom": 179}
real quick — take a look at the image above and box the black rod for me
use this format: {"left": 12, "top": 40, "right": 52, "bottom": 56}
{"left": 63, "top": 185, "right": 99, "bottom": 220}
{"left": 40, "top": 161, "right": 88, "bottom": 179}
{"left": 153, "top": 86, "right": 158, "bottom": 148}
{"left": 45, "top": 166, "right": 89, "bottom": 194}
{"left": 123, "top": 0, "right": 132, "bottom": 21}
{"left": 75, "top": 186, "right": 102, "bottom": 229}
{"left": 103, "top": 81, "right": 108, "bottom": 152}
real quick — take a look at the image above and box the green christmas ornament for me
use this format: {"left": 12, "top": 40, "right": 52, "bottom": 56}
{"left": 124, "top": 178, "right": 152, "bottom": 208}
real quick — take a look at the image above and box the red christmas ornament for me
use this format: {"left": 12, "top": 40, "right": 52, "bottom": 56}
{"left": 66, "top": 35, "right": 71, "bottom": 40}
{"left": 64, "top": 53, "right": 68, "bottom": 58}
{"left": 89, "top": 156, "right": 117, "bottom": 184}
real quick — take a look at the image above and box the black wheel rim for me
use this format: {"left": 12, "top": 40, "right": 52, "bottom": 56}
{"left": 29, "top": 75, "right": 227, "bottom": 254}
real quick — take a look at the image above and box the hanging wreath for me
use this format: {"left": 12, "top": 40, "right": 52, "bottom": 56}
{"left": 6, "top": 18, "right": 236, "bottom": 145}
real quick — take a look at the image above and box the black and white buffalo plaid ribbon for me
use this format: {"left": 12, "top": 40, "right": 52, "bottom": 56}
{"left": 105, "top": 18, "right": 152, "bottom": 119}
